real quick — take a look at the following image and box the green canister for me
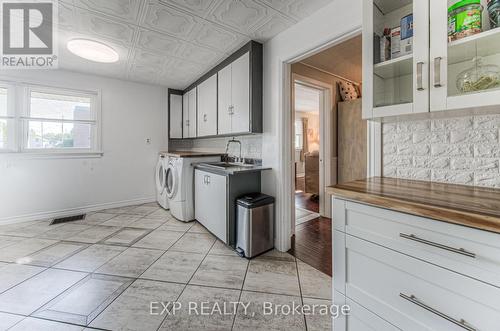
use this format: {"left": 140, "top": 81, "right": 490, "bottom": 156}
{"left": 448, "top": 0, "right": 483, "bottom": 41}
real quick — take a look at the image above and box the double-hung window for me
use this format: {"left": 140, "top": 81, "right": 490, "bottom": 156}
{"left": 0, "top": 81, "right": 101, "bottom": 156}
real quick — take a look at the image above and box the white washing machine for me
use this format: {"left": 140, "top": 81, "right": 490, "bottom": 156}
{"left": 155, "top": 154, "right": 169, "bottom": 210}
{"left": 166, "top": 156, "right": 220, "bottom": 222}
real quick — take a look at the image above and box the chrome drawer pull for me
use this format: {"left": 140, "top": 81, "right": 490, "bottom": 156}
{"left": 434, "top": 56, "right": 443, "bottom": 88}
{"left": 400, "top": 293, "right": 476, "bottom": 331}
{"left": 416, "top": 62, "right": 425, "bottom": 91}
{"left": 399, "top": 233, "right": 476, "bottom": 258}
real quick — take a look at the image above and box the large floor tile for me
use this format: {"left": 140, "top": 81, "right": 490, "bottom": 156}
{"left": 102, "top": 228, "right": 150, "bottom": 246}
{"left": 303, "top": 297, "right": 331, "bottom": 331}
{"left": 8, "top": 317, "right": 85, "bottom": 331}
{"left": 54, "top": 244, "right": 127, "bottom": 272}
{"left": 132, "top": 228, "right": 184, "bottom": 250}
{"left": 140, "top": 250, "right": 204, "bottom": 283}
{"left": 89, "top": 279, "right": 184, "bottom": 331}
{"left": 233, "top": 291, "right": 306, "bottom": 331}
{"left": 126, "top": 205, "right": 159, "bottom": 216}
{"left": 0, "top": 312, "right": 24, "bottom": 330}
{"left": 38, "top": 224, "right": 93, "bottom": 240}
{"left": 159, "top": 285, "right": 240, "bottom": 331}
{"left": 99, "top": 205, "right": 135, "bottom": 214}
{"left": 33, "top": 274, "right": 133, "bottom": 326}
{"left": 80, "top": 213, "right": 116, "bottom": 225}
{"left": 146, "top": 208, "right": 173, "bottom": 220}
{"left": 209, "top": 240, "right": 239, "bottom": 257}
{"left": 159, "top": 219, "right": 193, "bottom": 231}
{"left": 0, "top": 235, "right": 25, "bottom": 249}
{"left": 259, "top": 249, "right": 296, "bottom": 262}
{"left": 0, "top": 238, "right": 58, "bottom": 263}
{"left": 0, "top": 263, "right": 46, "bottom": 293}
{"left": 129, "top": 218, "right": 167, "bottom": 229}
{"left": 187, "top": 222, "right": 210, "bottom": 234}
{"left": 170, "top": 232, "right": 216, "bottom": 254}
{"left": 190, "top": 255, "right": 248, "bottom": 289}
{"left": 95, "top": 247, "right": 163, "bottom": 278}
{"left": 67, "top": 226, "right": 121, "bottom": 243}
{"left": 0, "top": 221, "right": 57, "bottom": 238}
{"left": 297, "top": 260, "right": 331, "bottom": 300}
{"left": 21, "top": 242, "right": 87, "bottom": 267}
{"left": 243, "top": 259, "right": 300, "bottom": 296}
{"left": 0, "top": 268, "right": 87, "bottom": 315}
{"left": 100, "top": 214, "right": 142, "bottom": 227}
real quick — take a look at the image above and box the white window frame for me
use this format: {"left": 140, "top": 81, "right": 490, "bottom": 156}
{"left": 0, "top": 83, "right": 16, "bottom": 152}
{"left": 0, "top": 80, "right": 102, "bottom": 158}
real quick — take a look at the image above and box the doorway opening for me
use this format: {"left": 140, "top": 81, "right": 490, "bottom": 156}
{"left": 288, "top": 34, "right": 366, "bottom": 276}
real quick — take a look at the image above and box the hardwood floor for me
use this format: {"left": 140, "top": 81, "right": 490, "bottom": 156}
{"left": 289, "top": 216, "right": 332, "bottom": 276}
{"left": 295, "top": 191, "right": 319, "bottom": 213}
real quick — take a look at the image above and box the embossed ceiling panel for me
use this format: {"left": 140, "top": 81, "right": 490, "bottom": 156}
{"left": 56, "top": 0, "right": 333, "bottom": 87}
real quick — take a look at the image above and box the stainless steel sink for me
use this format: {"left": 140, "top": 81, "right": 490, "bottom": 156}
{"left": 200, "top": 162, "right": 254, "bottom": 170}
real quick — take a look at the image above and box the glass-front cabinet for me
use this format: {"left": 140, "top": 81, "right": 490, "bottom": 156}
{"left": 363, "top": 0, "right": 500, "bottom": 119}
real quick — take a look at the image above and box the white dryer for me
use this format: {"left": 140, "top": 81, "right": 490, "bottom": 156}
{"left": 155, "top": 154, "right": 169, "bottom": 210}
{"left": 167, "top": 156, "right": 219, "bottom": 222}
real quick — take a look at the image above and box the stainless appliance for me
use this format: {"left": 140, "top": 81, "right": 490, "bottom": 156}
{"left": 236, "top": 193, "right": 275, "bottom": 258}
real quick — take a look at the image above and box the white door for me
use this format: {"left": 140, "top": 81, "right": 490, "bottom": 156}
{"left": 194, "top": 170, "right": 227, "bottom": 243}
{"left": 187, "top": 88, "right": 197, "bottom": 138}
{"left": 170, "top": 94, "right": 183, "bottom": 139}
{"left": 231, "top": 52, "right": 250, "bottom": 133}
{"left": 182, "top": 92, "right": 189, "bottom": 139}
{"left": 363, "top": 0, "right": 430, "bottom": 118}
{"left": 430, "top": 0, "right": 500, "bottom": 112}
{"left": 197, "top": 74, "right": 217, "bottom": 137}
{"left": 217, "top": 64, "right": 232, "bottom": 135}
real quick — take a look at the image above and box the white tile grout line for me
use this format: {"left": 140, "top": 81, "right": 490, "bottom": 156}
{"left": 295, "top": 257, "right": 308, "bottom": 331}
{"left": 231, "top": 254, "right": 251, "bottom": 330}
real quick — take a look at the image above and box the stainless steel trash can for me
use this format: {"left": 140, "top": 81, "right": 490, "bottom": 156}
{"left": 236, "top": 193, "right": 275, "bottom": 258}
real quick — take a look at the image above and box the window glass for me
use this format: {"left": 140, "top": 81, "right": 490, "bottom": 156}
{"left": 30, "top": 91, "right": 92, "bottom": 121}
{"left": 27, "top": 121, "right": 92, "bottom": 149}
{"left": 0, "top": 88, "right": 7, "bottom": 117}
{"left": 0, "top": 119, "right": 7, "bottom": 149}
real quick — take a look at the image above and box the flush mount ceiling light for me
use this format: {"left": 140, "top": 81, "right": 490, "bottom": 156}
{"left": 67, "top": 39, "right": 119, "bottom": 63}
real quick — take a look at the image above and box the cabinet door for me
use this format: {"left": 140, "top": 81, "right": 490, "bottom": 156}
{"left": 194, "top": 170, "right": 227, "bottom": 243}
{"left": 170, "top": 94, "right": 183, "bottom": 139}
{"left": 197, "top": 74, "right": 217, "bottom": 137}
{"left": 363, "top": 0, "right": 429, "bottom": 119}
{"left": 218, "top": 64, "right": 232, "bottom": 135}
{"left": 187, "top": 88, "right": 197, "bottom": 138}
{"left": 231, "top": 52, "right": 250, "bottom": 133}
{"left": 182, "top": 92, "right": 189, "bottom": 138}
{"left": 430, "top": 0, "right": 500, "bottom": 112}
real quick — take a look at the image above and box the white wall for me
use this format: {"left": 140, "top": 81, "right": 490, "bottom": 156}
{"left": 261, "top": 0, "right": 362, "bottom": 250}
{"left": 0, "top": 70, "right": 167, "bottom": 223}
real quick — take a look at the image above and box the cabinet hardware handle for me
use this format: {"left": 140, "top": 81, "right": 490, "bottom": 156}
{"left": 203, "top": 114, "right": 207, "bottom": 122}
{"left": 228, "top": 105, "right": 234, "bottom": 115}
{"left": 186, "top": 120, "right": 189, "bottom": 126}
{"left": 206, "top": 176, "right": 210, "bottom": 184}
{"left": 400, "top": 293, "right": 476, "bottom": 331}
{"left": 434, "top": 57, "right": 443, "bottom": 88}
{"left": 416, "top": 62, "right": 425, "bottom": 91}
{"left": 399, "top": 233, "right": 476, "bottom": 258}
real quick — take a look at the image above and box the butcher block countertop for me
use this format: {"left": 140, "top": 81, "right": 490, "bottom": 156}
{"left": 160, "top": 151, "right": 225, "bottom": 158}
{"left": 326, "top": 177, "right": 500, "bottom": 234}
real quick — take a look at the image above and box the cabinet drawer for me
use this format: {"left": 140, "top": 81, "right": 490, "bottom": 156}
{"left": 346, "top": 235, "right": 500, "bottom": 331}
{"left": 341, "top": 199, "right": 500, "bottom": 288}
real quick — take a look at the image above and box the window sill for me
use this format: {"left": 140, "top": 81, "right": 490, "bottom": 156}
{"left": 0, "top": 151, "right": 104, "bottom": 160}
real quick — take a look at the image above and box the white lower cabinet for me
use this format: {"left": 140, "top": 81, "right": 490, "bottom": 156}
{"left": 194, "top": 169, "right": 227, "bottom": 243}
{"left": 333, "top": 197, "right": 500, "bottom": 331}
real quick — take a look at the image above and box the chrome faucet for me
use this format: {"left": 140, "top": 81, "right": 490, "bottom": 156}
{"left": 225, "top": 138, "right": 242, "bottom": 163}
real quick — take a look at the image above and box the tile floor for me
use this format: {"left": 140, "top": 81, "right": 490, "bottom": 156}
{"left": 0, "top": 203, "right": 332, "bottom": 331}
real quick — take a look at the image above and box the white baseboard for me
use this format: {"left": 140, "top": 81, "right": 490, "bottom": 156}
{"left": 0, "top": 196, "right": 156, "bottom": 225}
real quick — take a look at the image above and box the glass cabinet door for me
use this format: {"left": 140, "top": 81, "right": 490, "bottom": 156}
{"left": 363, "top": 0, "right": 429, "bottom": 118}
{"left": 431, "top": 0, "right": 500, "bottom": 111}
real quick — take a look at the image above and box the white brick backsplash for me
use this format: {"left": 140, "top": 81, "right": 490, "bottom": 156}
{"left": 398, "top": 144, "right": 430, "bottom": 156}
{"left": 432, "top": 170, "right": 474, "bottom": 185}
{"left": 414, "top": 157, "right": 450, "bottom": 169}
{"left": 431, "top": 144, "right": 473, "bottom": 157}
{"left": 383, "top": 114, "right": 500, "bottom": 188}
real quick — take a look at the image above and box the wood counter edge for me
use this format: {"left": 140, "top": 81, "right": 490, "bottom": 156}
{"left": 326, "top": 186, "right": 500, "bottom": 235}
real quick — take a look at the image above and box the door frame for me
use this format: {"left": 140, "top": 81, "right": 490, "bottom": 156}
{"left": 292, "top": 75, "right": 333, "bottom": 218}
{"left": 277, "top": 27, "right": 382, "bottom": 251}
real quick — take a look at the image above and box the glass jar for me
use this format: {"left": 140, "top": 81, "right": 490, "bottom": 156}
{"left": 456, "top": 57, "right": 500, "bottom": 93}
{"left": 488, "top": 0, "right": 500, "bottom": 29}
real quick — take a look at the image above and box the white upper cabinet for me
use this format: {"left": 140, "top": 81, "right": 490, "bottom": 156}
{"left": 217, "top": 52, "right": 251, "bottom": 135}
{"left": 363, "top": 0, "right": 429, "bottom": 119}
{"left": 197, "top": 74, "right": 217, "bottom": 137}
{"left": 169, "top": 93, "right": 183, "bottom": 139}
{"left": 430, "top": 0, "right": 500, "bottom": 113}
{"left": 218, "top": 64, "right": 232, "bottom": 135}
{"left": 363, "top": 0, "right": 500, "bottom": 119}
{"left": 183, "top": 88, "right": 197, "bottom": 138}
